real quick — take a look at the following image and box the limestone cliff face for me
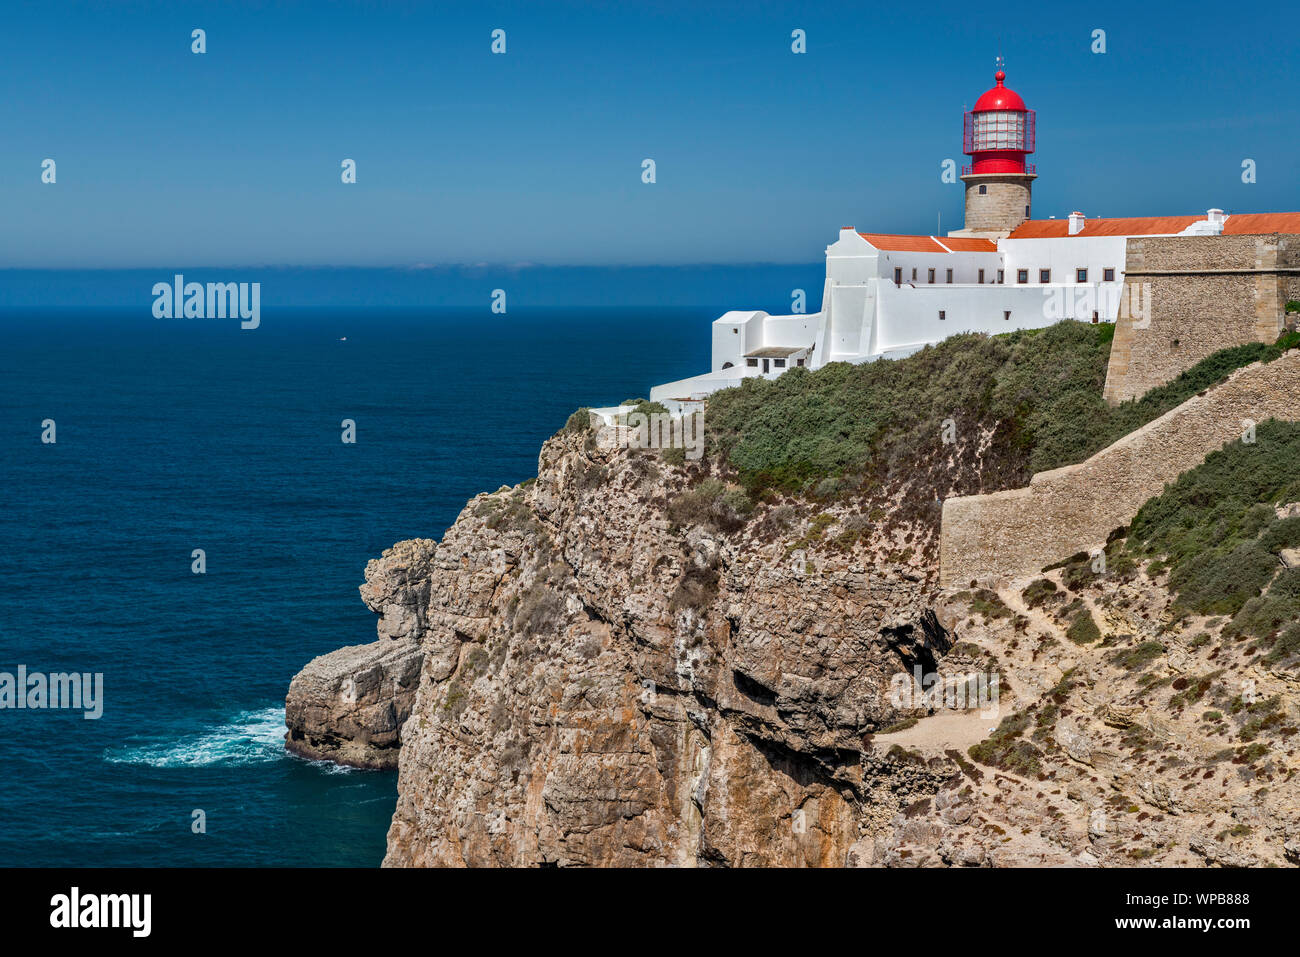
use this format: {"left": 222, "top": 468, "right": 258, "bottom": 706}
{"left": 289, "top": 417, "right": 1300, "bottom": 867}
{"left": 347, "top": 423, "right": 952, "bottom": 866}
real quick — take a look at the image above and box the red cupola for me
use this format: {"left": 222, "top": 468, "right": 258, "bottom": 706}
{"left": 963, "top": 68, "right": 1035, "bottom": 175}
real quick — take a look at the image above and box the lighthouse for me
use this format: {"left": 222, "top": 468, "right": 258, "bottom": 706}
{"left": 954, "top": 62, "right": 1036, "bottom": 238}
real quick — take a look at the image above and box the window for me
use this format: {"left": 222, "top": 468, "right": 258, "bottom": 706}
{"left": 911, "top": 267, "right": 917, "bottom": 281}
{"left": 894, "top": 267, "right": 902, "bottom": 285}
{"left": 928, "top": 268, "right": 935, "bottom": 284}
{"left": 1103, "top": 267, "right": 1116, "bottom": 282}
{"left": 796, "top": 358, "right": 805, "bottom": 367}
{"left": 970, "top": 110, "right": 1028, "bottom": 151}
{"left": 938, "top": 310, "right": 946, "bottom": 321}
{"left": 1024, "top": 205, "right": 1030, "bottom": 216}
{"left": 1076, "top": 268, "right": 1088, "bottom": 283}
{"left": 774, "top": 358, "right": 786, "bottom": 369}
{"left": 979, "top": 184, "right": 987, "bottom": 194}
{"left": 1004, "top": 311, "right": 1012, "bottom": 320}
{"left": 746, "top": 358, "right": 758, "bottom": 367}
{"left": 732, "top": 327, "right": 738, "bottom": 334}
{"left": 997, "top": 269, "right": 1004, "bottom": 284}
{"left": 1017, "top": 269, "right": 1028, "bottom": 284}
{"left": 978, "top": 268, "right": 985, "bottom": 284}
{"left": 1040, "top": 269, "right": 1051, "bottom": 283}
{"left": 1092, "top": 311, "right": 1099, "bottom": 323}
{"left": 946, "top": 268, "right": 953, "bottom": 283}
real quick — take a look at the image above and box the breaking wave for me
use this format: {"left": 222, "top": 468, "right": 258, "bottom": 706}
{"left": 105, "top": 706, "right": 288, "bottom": 768}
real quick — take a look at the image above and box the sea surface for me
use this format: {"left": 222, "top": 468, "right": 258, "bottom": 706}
{"left": 0, "top": 305, "right": 714, "bottom": 866}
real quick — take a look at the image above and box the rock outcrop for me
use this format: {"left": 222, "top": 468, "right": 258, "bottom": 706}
{"left": 284, "top": 539, "right": 436, "bottom": 769}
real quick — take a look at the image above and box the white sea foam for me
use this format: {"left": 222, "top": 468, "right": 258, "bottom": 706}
{"left": 105, "top": 706, "right": 289, "bottom": 768}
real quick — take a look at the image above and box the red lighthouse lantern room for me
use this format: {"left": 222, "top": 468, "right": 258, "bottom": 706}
{"left": 963, "top": 67, "right": 1035, "bottom": 175}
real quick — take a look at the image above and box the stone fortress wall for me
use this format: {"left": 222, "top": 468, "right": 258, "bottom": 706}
{"left": 1103, "top": 233, "right": 1300, "bottom": 404}
{"left": 940, "top": 350, "right": 1300, "bottom": 586}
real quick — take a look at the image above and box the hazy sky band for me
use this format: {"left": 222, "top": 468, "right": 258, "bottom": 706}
{"left": 1, "top": 0, "right": 1296, "bottom": 268}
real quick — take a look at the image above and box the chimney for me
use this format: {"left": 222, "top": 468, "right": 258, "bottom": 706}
{"left": 1068, "top": 211, "right": 1086, "bottom": 235}
{"left": 1207, "top": 208, "right": 1225, "bottom": 226}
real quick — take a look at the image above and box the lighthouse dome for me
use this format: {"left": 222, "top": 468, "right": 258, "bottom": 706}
{"left": 972, "top": 70, "right": 1027, "bottom": 112}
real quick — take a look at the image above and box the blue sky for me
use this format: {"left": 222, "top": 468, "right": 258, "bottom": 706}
{"left": 1, "top": 0, "right": 1297, "bottom": 268}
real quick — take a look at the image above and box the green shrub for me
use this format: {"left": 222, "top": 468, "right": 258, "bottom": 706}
{"left": 1128, "top": 420, "right": 1300, "bottom": 622}
{"left": 564, "top": 407, "right": 594, "bottom": 433}
{"left": 666, "top": 479, "right": 750, "bottom": 534}
{"left": 969, "top": 710, "right": 1042, "bottom": 776}
{"left": 619, "top": 397, "right": 671, "bottom": 419}
{"left": 1066, "top": 610, "right": 1101, "bottom": 645}
{"left": 704, "top": 322, "right": 1293, "bottom": 503}
{"left": 1110, "top": 641, "right": 1165, "bottom": 671}
{"left": 1021, "top": 578, "right": 1058, "bottom": 608}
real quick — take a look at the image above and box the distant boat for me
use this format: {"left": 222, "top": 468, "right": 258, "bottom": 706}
{"left": 339, "top": 336, "right": 347, "bottom": 341}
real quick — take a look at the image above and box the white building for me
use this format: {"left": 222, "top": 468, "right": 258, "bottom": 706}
{"left": 647, "top": 67, "right": 1285, "bottom": 410}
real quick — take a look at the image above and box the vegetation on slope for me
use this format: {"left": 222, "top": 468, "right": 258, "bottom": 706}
{"left": 1126, "top": 419, "right": 1300, "bottom": 664}
{"left": 703, "top": 320, "right": 1300, "bottom": 499}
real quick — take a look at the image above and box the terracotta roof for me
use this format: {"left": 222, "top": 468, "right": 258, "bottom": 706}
{"left": 858, "top": 234, "right": 998, "bottom": 253}
{"left": 938, "top": 237, "right": 999, "bottom": 252}
{"left": 1008, "top": 216, "right": 1201, "bottom": 238}
{"left": 1008, "top": 212, "right": 1300, "bottom": 239}
{"left": 1222, "top": 212, "right": 1300, "bottom": 234}
{"left": 858, "top": 233, "right": 946, "bottom": 252}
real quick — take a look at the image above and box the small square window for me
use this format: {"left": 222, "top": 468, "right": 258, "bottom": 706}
{"left": 1017, "top": 269, "right": 1028, "bottom": 284}
{"left": 1076, "top": 268, "right": 1088, "bottom": 283}
{"left": 796, "top": 358, "right": 805, "bottom": 367}
{"left": 732, "top": 327, "right": 738, "bottom": 334}
{"left": 774, "top": 358, "right": 786, "bottom": 368}
{"left": 938, "top": 310, "right": 946, "bottom": 321}
{"left": 928, "top": 268, "right": 935, "bottom": 284}
{"left": 946, "top": 268, "right": 953, "bottom": 283}
{"left": 746, "top": 358, "right": 758, "bottom": 367}
{"left": 1103, "top": 267, "right": 1116, "bottom": 282}
{"left": 1040, "top": 269, "right": 1051, "bottom": 283}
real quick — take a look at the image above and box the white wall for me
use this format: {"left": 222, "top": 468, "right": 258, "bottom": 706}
{"left": 825, "top": 228, "right": 878, "bottom": 283}
{"left": 873, "top": 282, "right": 1095, "bottom": 352}
{"left": 873, "top": 249, "right": 1002, "bottom": 285}
{"left": 1000, "top": 236, "right": 1128, "bottom": 290}
{"left": 710, "top": 310, "right": 767, "bottom": 371}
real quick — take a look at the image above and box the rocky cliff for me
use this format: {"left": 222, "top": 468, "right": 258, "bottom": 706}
{"left": 287, "top": 413, "right": 1300, "bottom": 867}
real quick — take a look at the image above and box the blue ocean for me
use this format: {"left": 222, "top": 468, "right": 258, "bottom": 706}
{"left": 0, "top": 279, "right": 784, "bottom": 866}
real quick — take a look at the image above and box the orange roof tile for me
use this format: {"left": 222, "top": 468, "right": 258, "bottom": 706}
{"left": 938, "top": 236, "right": 999, "bottom": 252}
{"left": 1222, "top": 212, "right": 1300, "bottom": 234}
{"left": 858, "top": 233, "right": 946, "bottom": 252}
{"left": 1008, "top": 216, "right": 1201, "bottom": 238}
{"left": 1008, "top": 212, "right": 1300, "bottom": 239}
{"left": 858, "top": 234, "right": 998, "bottom": 253}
